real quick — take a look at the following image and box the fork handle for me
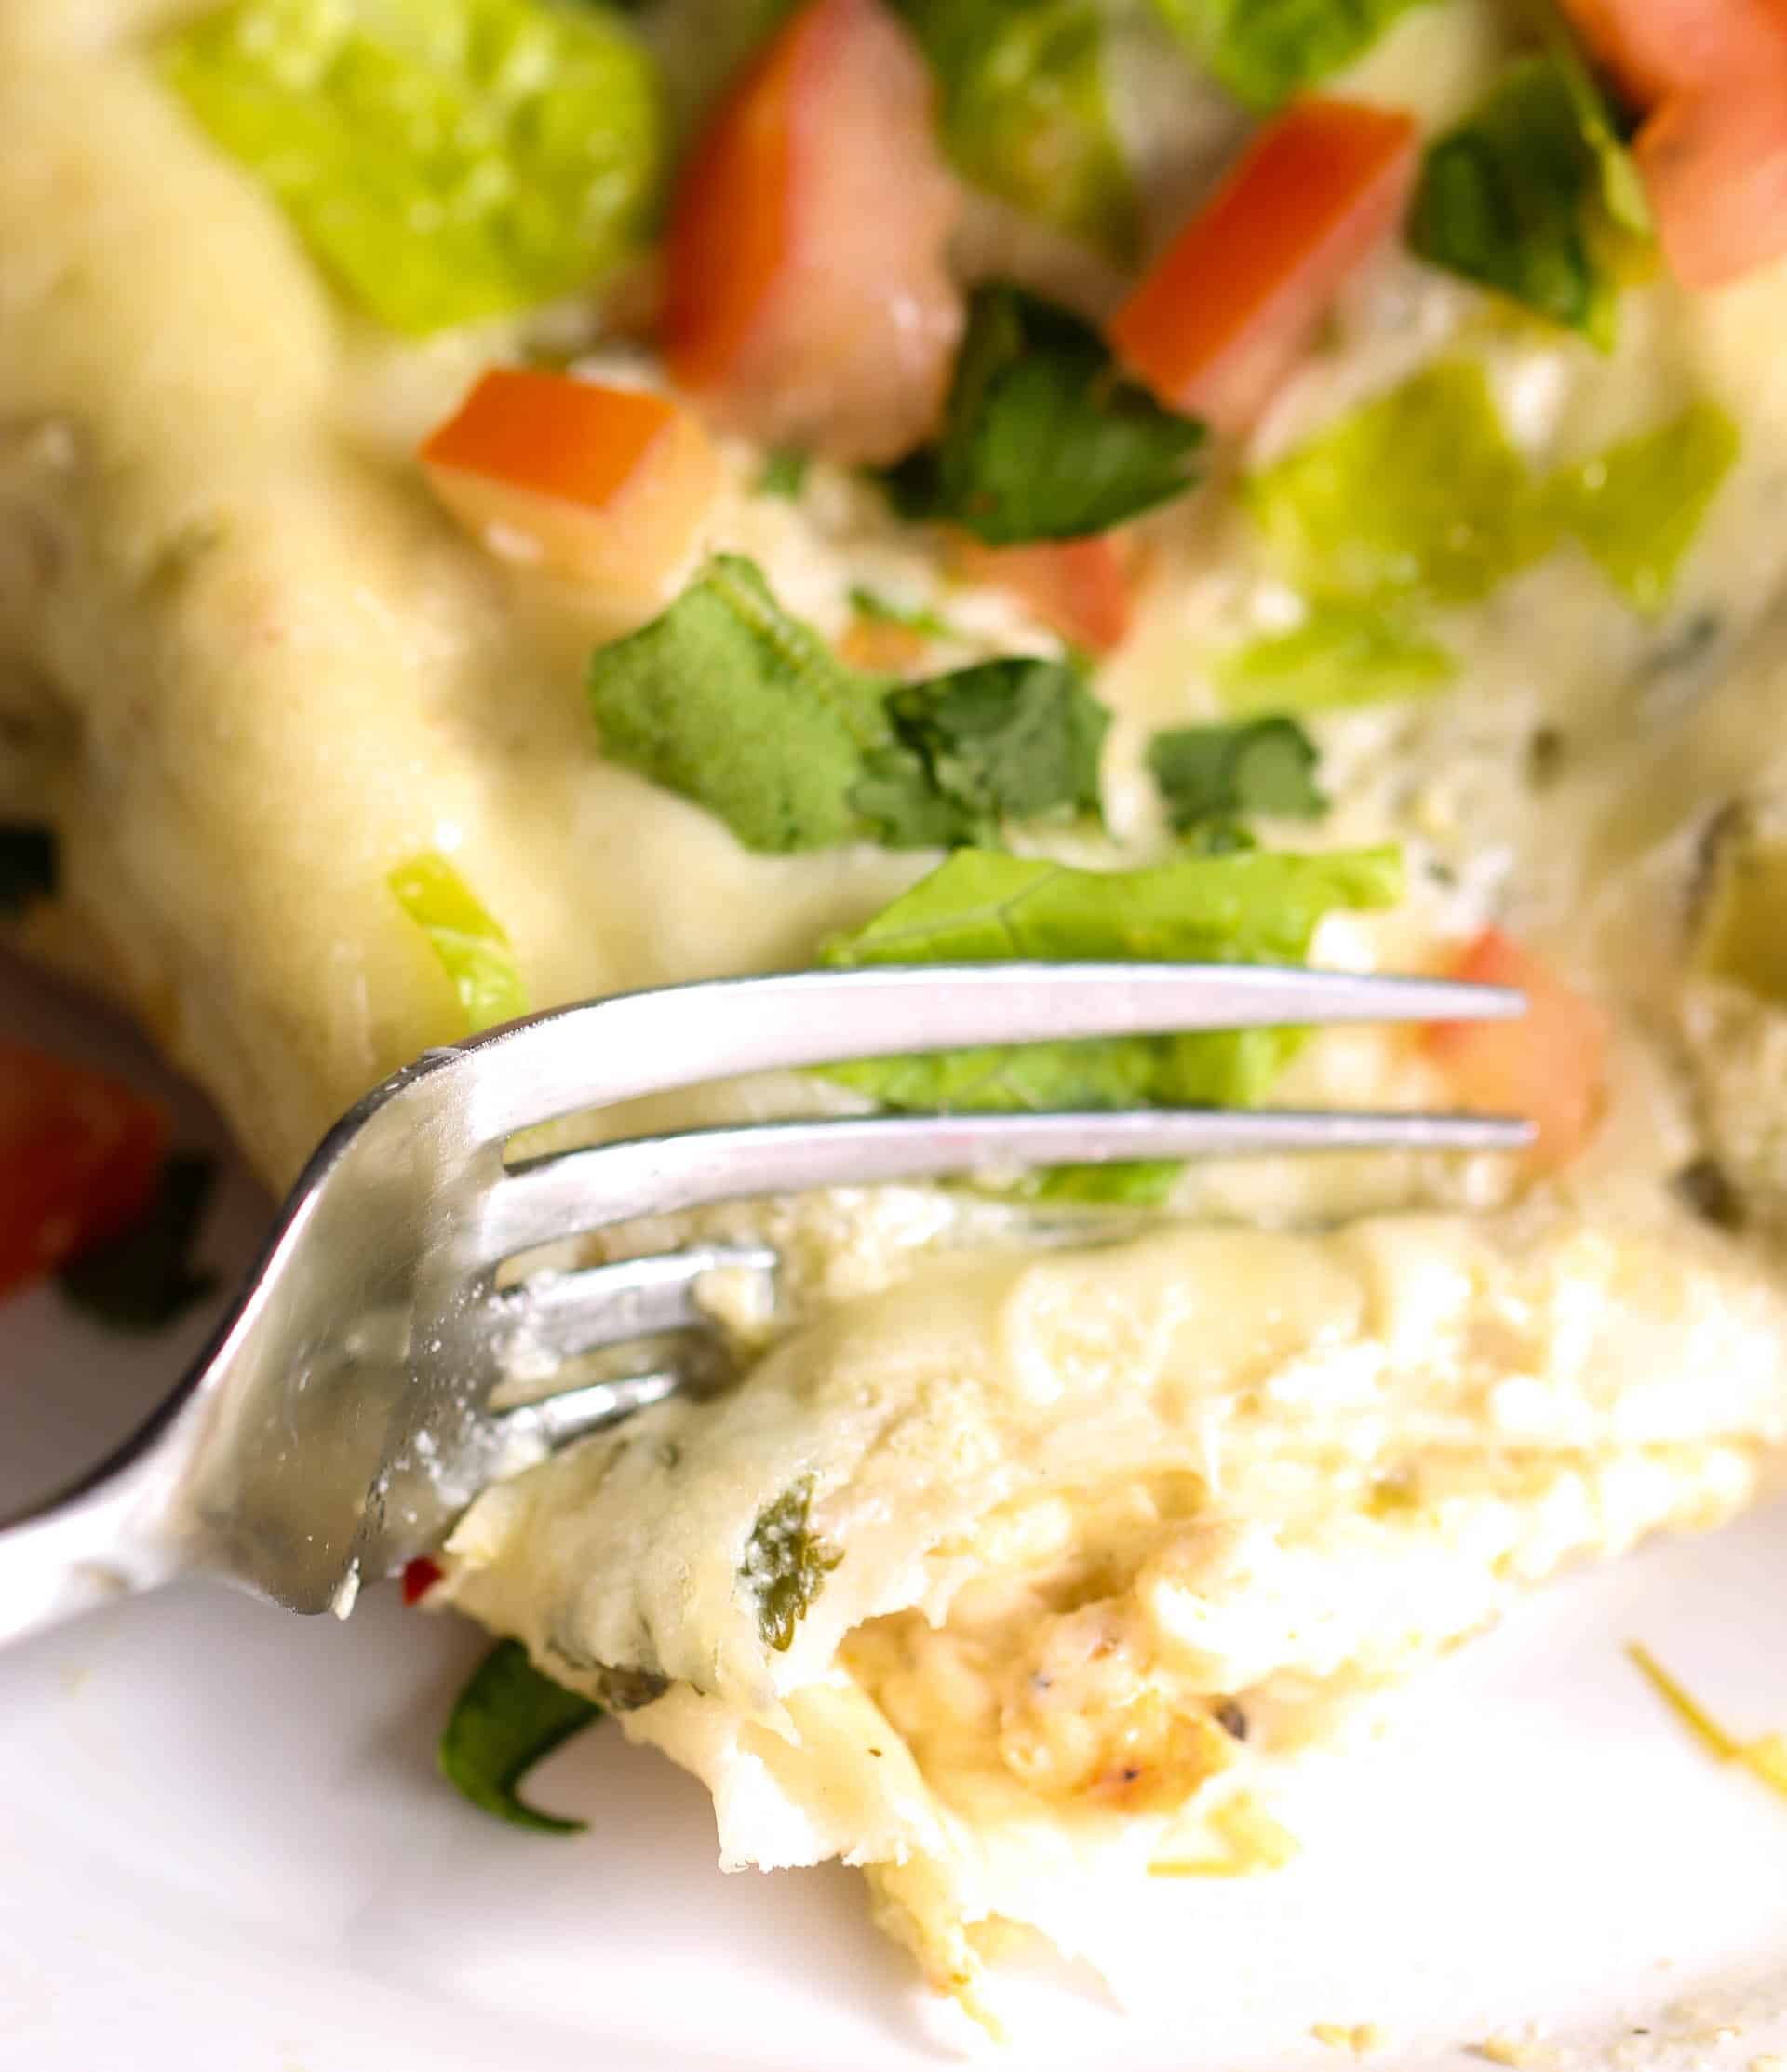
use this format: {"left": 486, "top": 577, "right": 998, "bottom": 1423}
{"left": 0, "top": 1466, "right": 186, "bottom": 1649}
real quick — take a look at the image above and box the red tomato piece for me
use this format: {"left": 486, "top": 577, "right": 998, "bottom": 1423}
{"left": 1556, "top": 0, "right": 1787, "bottom": 107}
{"left": 1108, "top": 98, "right": 1418, "bottom": 439}
{"left": 0, "top": 1043, "right": 169, "bottom": 1303}
{"left": 421, "top": 370, "right": 721, "bottom": 602}
{"left": 954, "top": 534, "right": 1134, "bottom": 654}
{"left": 1424, "top": 930, "right": 1610, "bottom": 1173}
{"left": 659, "top": 0, "right": 964, "bottom": 465}
{"left": 401, "top": 1556, "right": 444, "bottom": 1606}
{"left": 1637, "top": 78, "right": 1787, "bottom": 290}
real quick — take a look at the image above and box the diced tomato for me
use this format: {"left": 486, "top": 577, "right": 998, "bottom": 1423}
{"left": 1108, "top": 98, "right": 1418, "bottom": 439}
{"left": 1636, "top": 80, "right": 1787, "bottom": 290}
{"left": 401, "top": 1556, "right": 444, "bottom": 1606}
{"left": 0, "top": 1044, "right": 169, "bottom": 1302}
{"left": 658, "top": 0, "right": 964, "bottom": 465}
{"left": 1556, "top": 0, "right": 1787, "bottom": 107}
{"left": 1423, "top": 929, "right": 1610, "bottom": 1173}
{"left": 953, "top": 534, "right": 1134, "bottom": 654}
{"left": 421, "top": 370, "right": 720, "bottom": 603}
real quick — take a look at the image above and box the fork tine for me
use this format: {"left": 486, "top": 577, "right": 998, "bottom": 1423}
{"left": 459, "top": 965, "right": 1524, "bottom": 1144}
{"left": 478, "top": 1108, "right": 1532, "bottom": 1263}
{"left": 487, "top": 1243, "right": 777, "bottom": 1370}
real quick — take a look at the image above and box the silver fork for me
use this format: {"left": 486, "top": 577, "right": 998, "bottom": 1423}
{"left": 0, "top": 962, "right": 1528, "bottom": 1649}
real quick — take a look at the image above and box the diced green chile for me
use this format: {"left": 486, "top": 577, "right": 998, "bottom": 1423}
{"left": 162, "top": 0, "right": 664, "bottom": 333}
{"left": 1544, "top": 402, "right": 1740, "bottom": 617}
{"left": 389, "top": 852, "right": 531, "bottom": 1033}
{"left": 1149, "top": 0, "right": 1442, "bottom": 112}
{"left": 1214, "top": 606, "right": 1455, "bottom": 716}
{"left": 1247, "top": 360, "right": 1555, "bottom": 605}
{"left": 896, "top": 0, "right": 1142, "bottom": 259}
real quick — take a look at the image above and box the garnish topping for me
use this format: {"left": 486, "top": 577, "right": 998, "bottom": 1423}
{"left": 438, "top": 1639, "right": 603, "bottom": 1833}
{"left": 163, "top": 0, "right": 663, "bottom": 333}
{"left": 741, "top": 1479, "right": 842, "bottom": 1650}
{"left": 886, "top": 284, "right": 1205, "bottom": 545}
{"left": 389, "top": 853, "right": 531, "bottom": 1034}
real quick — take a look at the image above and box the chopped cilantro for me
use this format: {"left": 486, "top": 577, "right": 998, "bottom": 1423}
{"left": 589, "top": 556, "right": 892, "bottom": 853}
{"left": 852, "top": 658, "right": 1109, "bottom": 848}
{"left": 389, "top": 853, "right": 531, "bottom": 1033}
{"left": 438, "top": 1639, "right": 602, "bottom": 1833}
{"left": 1246, "top": 360, "right": 1555, "bottom": 605}
{"left": 1214, "top": 606, "right": 1456, "bottom": 716}
{"left": 1541, "top": 5, "right": 1653, "bottom": 240}
{"left": 1544, "top": 402, "right": 1740, "bottom": 618}
{"left": 587, "top": 557, "right": 1113, "bottom": 852}
{"left": 1409, "top": 55, "right": 1643, "bottom": 347}
{"left": 896, "top": 0, "right": 1142, "bottom": 260}
{"left": 0, "top": 824, "right": 57, "bottom": 918}
{"left": 1149, "top": 0, "right": 1442, "bottom": 111}
{"left": 58, "top": 1154, "right": 220, "bottom": 1333}
{"left": 758, "top": 449, "right": 809, "bottom": 501}
{"left": 885, "top": 284, "right": 1204, "bottom": 545}
{"left": 741, "top": 1480, "right": 841, "bottom": 1651}
{"left": 161, "top": 0, "right": 663, "bottom": 334}
{"left": 821, "top": 845, "right": 1401, "bottom": 1112}
{"left": 1148, "top": 718, "right": 1326, "bottom": 841}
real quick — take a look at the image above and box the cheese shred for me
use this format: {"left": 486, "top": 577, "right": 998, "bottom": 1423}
{"left": 1627, "top": 1643, "right": 1787, "bottom": 1804}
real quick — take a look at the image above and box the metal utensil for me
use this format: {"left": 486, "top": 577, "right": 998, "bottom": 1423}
{"left": 0, "top": 962, "right": 1527, "bottom": 1648}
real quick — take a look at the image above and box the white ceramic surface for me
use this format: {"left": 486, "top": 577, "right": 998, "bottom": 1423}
{"left": 3, "top": 951, "right": 1785, "bottom": 2072}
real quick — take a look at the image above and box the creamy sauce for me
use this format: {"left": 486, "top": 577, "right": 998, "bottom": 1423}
{"left": 7, "top": 0, "right": 1787, "bottom": 2015}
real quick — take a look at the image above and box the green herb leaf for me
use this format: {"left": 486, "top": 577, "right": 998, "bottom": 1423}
{"left": 438, "top": 1639, "right": 602, "bottom": 1833}
{"left": 1544, "top": 401, "right": 1740, "bottom": 618}
{"left": 0, "top": 824, "right": 57, "bottom": 918}
{"left": 588, "top": 556, "right": 895, "bottom": 853}
{"left": 741, "top": 1480, "right": 842, "bottom": 1651}
{"left": 852, "top": 657, "right": 1109, "bottom": 847}
{"left": 1149, "top": 718, "right": 1326, "bottom": 838}
{"left": 1409, "top": 56, "right": 1634, "bottom": 347}
{"left": 57, "top": 1154, "right": 220, "bottom": 1333}
{"left": 1149, "top": 0, "right": 1440, "bottom": 111}
{"left": 821, "top": 845, "right": 1401, "bottom": 1111}
{"left": 161, "top": 0, "right": 663, "bottom": 334}
{"left": 1247, "top": 359, "right": 1555, "bottom": 605}
{"left": 1539, "top": 4, "right": 1652, "bottom": 239}
{"left": 389, "top": 853, "right": 531, "bottom": 1033}
{"left": 757, "top": 449, "right": 809, "bottom": 501}
{"left": 895, "top": 0, "right": 1141, "bottom": 260}
{"left": 587, "top": 557, "right": 1115, "bottom": 852}
{"left": 885, "top": 284, "right": 1204, "bottom": 545}
{"left": 1214, "top": 605, "right": 1456, "bottom": 715}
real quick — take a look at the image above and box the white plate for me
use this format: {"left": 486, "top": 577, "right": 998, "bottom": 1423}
{"left": 3, "top": 951, "right": 1786, "bottom": 2072}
